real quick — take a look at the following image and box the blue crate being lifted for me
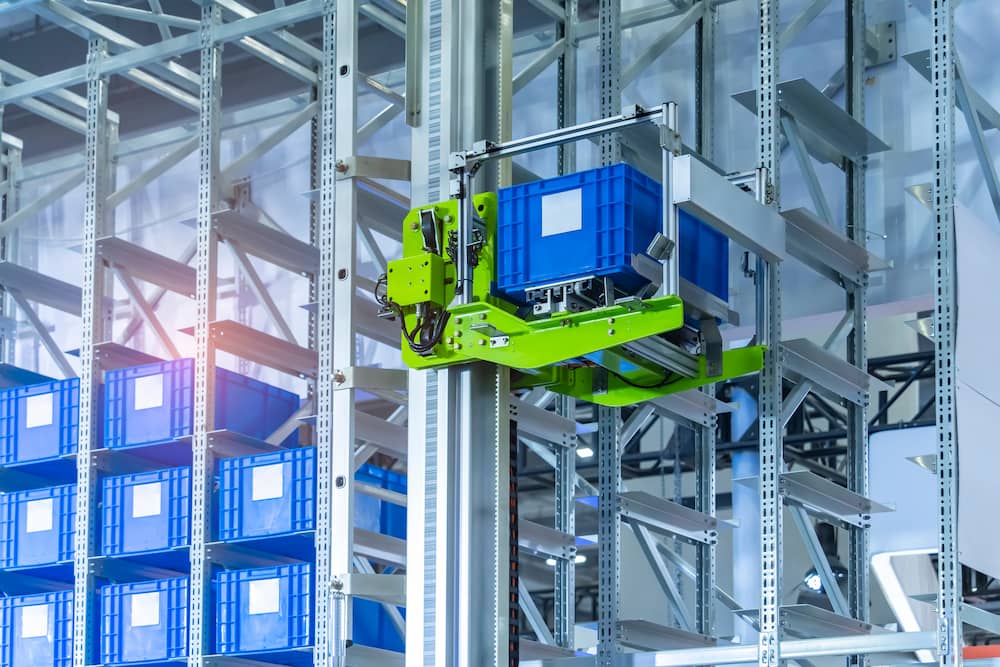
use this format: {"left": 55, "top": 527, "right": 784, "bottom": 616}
{"left": 104, "top": 359, "right": 300, "bottom": 452}
{"left": 215, "top": 562, "right": 312, "bottom": 660}
{"left": 496, "top": 163, "right": 729, "bottom": 303}
{"left": 101, "top": 467, "right": 190, "bottom": 560}
{"left": 0, "top": 590, "right": 73, "bottom": 667}
{"left": 0, "top": 484, "right": 75, "bottom": 570}
{"left": 100, "top": 577, "right": 188, "bottom": 666}
{"left": 0, "top": 377, "right": 79, "bottom": 467}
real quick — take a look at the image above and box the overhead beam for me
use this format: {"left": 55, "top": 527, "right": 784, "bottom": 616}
{"left": 79, "top": 0, "right": 199, "bottom": 31}
{"left": 0, "top": 1, "right": 323, "bottom": 107}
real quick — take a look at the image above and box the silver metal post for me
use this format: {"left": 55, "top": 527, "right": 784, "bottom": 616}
{"left": 931, "top": 0, "right": 962, "bottom": 665}
{"left": 74, "top": 37, "right": 112, "bottom": 667}
{"left": 756, "top": 7, "right": 782, "bottom": 667}
{"left": 313, "top": 0, "right": 343, "bottom": 663}
{"left": 189, "top": 6, "right": 221, "bottom": 665}
{"left": 554, "top": 394, "right": 577, "bottom": 650}
{"left": 845, "top": 3, "right": 871, "bottom": 667}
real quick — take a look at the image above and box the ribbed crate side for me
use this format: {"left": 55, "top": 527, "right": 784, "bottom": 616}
{"left": 100, "top": 577, "right": 188, "bottom": 665}
{"left": 215, "top": 562, "right": 313, "bottom": 655}
{"left": 0, "top": 379, "right": 80, "bottom": 465}
{"left": 103, "top": 360, "right": 195, "bottom": 450}
{"left": 218, "top": 447, "right": 315, "bottom": 541}
{"left": 215, "top": 367, "right": 299, "bottom": 445}
{"left": 2, "top": 484, "right": 76, "bottom": 568}
{"left": 101, "top": 467, "right": 190, "bottom": 556}
{"left": 3, "top": 590, "right": 74, "bottom": 667}
{"left": 496, "top": 163, "right": 729, "bottom": 302}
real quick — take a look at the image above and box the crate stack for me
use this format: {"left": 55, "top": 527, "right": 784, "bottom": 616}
{"left": 0, "top": 358, "right": 406, "bottom": 666}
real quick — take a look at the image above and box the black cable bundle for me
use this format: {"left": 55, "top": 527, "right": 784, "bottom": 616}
{"left": 375, "top": 273, "right": 450, "bottom": 356}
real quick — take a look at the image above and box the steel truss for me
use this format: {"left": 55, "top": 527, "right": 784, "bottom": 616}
{"left": 0, "top": 1, "right": 987, "bottom": 667}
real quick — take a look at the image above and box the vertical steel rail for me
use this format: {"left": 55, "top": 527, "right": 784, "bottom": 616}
{"left": 931, "top": 0, "right": 962, "bottom": 665}
{"left": 695, "top": 0, "right": 716, "bottom": 161}
{"left": 756, "top": 2, "right": 782, "bottom": 667}
{"left": 553, "top": 394, "right": 576, "bottom": 650}
{"left": 74, "top": 37, "right": 111, "bottom": 667}
{"left": 331, "top": 0, "right": 359, "bottom": 662}
{"left": 597, "top": 406, "right": 622, "bottom": 667}
{"left": 557, "top": 0, "right": 579, "bottom": 175}
{"left": 313, "top": 0, "right": 336, "bottom": 662}
{"left": 190, "top": 6, "right": 221, "bottom": 666}
{"left": 845, "top": 3, "right": 871, "bottom": 667}
{"left": 597, "top": 0, "right": 623, "bottom": 662}
{"left": 598, "top": 0, "right": 622, "bottom": 164}
{"left": 696, "top": 388, "right": 718, "bottom": 641}
{"left": 695, "top": 0, "right": 718, "bottom": 644}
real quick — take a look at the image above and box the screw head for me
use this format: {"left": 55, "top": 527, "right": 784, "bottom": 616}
{"left": 608, "top": 329, "right": 615, "bottom": 335}
{"left": 333, "top": 371, "right": 346, "bottom": 384}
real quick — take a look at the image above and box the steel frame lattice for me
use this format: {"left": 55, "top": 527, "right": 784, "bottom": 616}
{"left": 0, "top": 1, "right": 981, "bottom": 666}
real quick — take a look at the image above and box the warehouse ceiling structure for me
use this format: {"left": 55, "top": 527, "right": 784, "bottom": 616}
{"left": 0, "top": 1, "right": 992, "bottom": 666}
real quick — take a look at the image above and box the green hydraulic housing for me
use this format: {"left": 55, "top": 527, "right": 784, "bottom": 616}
{"left": 380, "top": 195, "right": 764, "bottom": 407}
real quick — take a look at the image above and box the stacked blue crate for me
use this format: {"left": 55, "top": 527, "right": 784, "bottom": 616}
{"left": 100, "top": 577, "right": 188, "bottom": 666}
{"left": 0, "top": 590, "right": 73, "bottom": 667}
{"left": 0, "top": 484, "right": 75, "bottom": 572}
{"left": 101, "top": 467, "right": 190, "bottom": 565}
{"left": 0, "top": 378, "right": 79, "bottom": 479}
{"left": 217, "top": 447, "right": 406, "bottom": 653}
{"left": 215, "top": 562, "right": 311, "bottom": 662}
{"left": 104, "top": 359, "right": 300, "bottom": 453}
{"left": 496, "top": 162, "right": 729, "bottom": 304}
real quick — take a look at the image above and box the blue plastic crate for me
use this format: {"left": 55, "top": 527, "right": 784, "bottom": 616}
{"left": 0, "top": 590, "right": 73, "bottom": 667}
{"left": 496, "top": 163, "right": 729, "bottom": 302}
{"left": 0, "top": 484, "right": 75, "bottom": 570}
{"left": 215, "top": 563, "right": 312, "bottom": 657}
{"left": 0, "top": 377, "right": 79, "bottom": 467}
{"left": 104, "top": 359, "right": 300, "bottom": 451}
{"left": 218, "top": 448, "right": 314, "bottom": 542}
{"left": 102, "top": 467, "right": 190, "bottom": 558}
{"left": 353, "top": 464, "right": 406, "bottom": 652}
{"left": 100, "top": 577, "right": 188, "bottom": 666}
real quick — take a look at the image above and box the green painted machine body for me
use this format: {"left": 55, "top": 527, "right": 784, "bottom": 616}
{"left": 385, "top": 197, "right": 763, "bottom": 405}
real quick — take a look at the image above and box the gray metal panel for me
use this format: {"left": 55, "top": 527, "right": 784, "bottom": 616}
{"left": 782, "top": 338, "right": 888, "bottom": 406}
{"left": 735, "top": 604, "right": 885, "bottom": 639}
{"left": 782, "top": 208, "right": 890, "bottom": 286}
{"left": 616, "top": 620, "right": 717, "bottom": 651}
{"left": 96, "top": 236, "right": 196, "bottom": 296}
{"left": 213, "top": 208, "right": 319, "bottom": 275}
{"left": 671, "top": 154, "right": 786, "bottom": 263}
{"left": 732, "top": 78, "right": 890, "bottom": 161}
{"left": 0, "top": 261, "right": 81, "bottom": 315}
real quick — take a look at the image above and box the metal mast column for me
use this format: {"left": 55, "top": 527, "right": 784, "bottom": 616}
{"left": 190, "top": 6, "right": 221, "bottom": 665}
{"left": 407, "top": 2, "right": 511, "bottom": 667}
{"left": 846, "top": 3, "right": 871, "bottom": 667}
{"left": 756, "top": 2, "right": 782, "bottom": 667}
{"left": 931, "top": 0, "right": 962, "bottom": 665}
{"left": 597, "top": 0, "right": 623, "bottom": 664}
{"left": 74, "top": 37, "right": 113, "bottom": 667}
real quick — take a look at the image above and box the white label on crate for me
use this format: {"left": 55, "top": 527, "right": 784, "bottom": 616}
{"left": 20, "top": 604, "right": 48, "bottom": 639}
{"left": 541, "top": 188, "right": 583, "bottom": 237}
{"left": 248, "top": 578, "right": 280, "bottom": 615}
{"left": 131, "top": 482, "right": 162, "bottom": 518}
{"left": 133, "top": 373, "right": 164, "bottom": 411}
{"left": 25, "top": 498, "right": 53, "bottom": 533}
{"left": 251, "top": 464, "right": 284, "bottom": 501}
{"left": 130, "top": 592, "right": 160, "bottom": 628}
{"left": 25, "top": 393, "right": 53, "bottom": 429}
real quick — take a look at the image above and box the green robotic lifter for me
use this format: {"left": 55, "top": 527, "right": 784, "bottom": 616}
{"left": 376, "top": 193, "right": 764, "bottom": 408}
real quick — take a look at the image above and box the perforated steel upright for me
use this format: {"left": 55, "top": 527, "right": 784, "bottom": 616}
{"left": 73, "top": 37, "right": 114, "bottom": 667}
{"left": 755, "top": 3, "right": 782, "bottom": 667}
{"left": 190, "top": 6, "right": 222, "bottom": 665}
{"left": 931, "top": 1, "right": 963, "bottom": 665}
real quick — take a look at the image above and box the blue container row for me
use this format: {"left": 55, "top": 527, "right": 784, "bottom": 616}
{"left": 3, "top": 562, "right": 397, "bottom": 667}
{"left": 0, "top": 359, "right": 300, "bottom": 469}
{"left": 0, "top": 449, "right": 404, "bottom": 569}
{"left": 496, "top": 162, "right": 729, "bottom": 303}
